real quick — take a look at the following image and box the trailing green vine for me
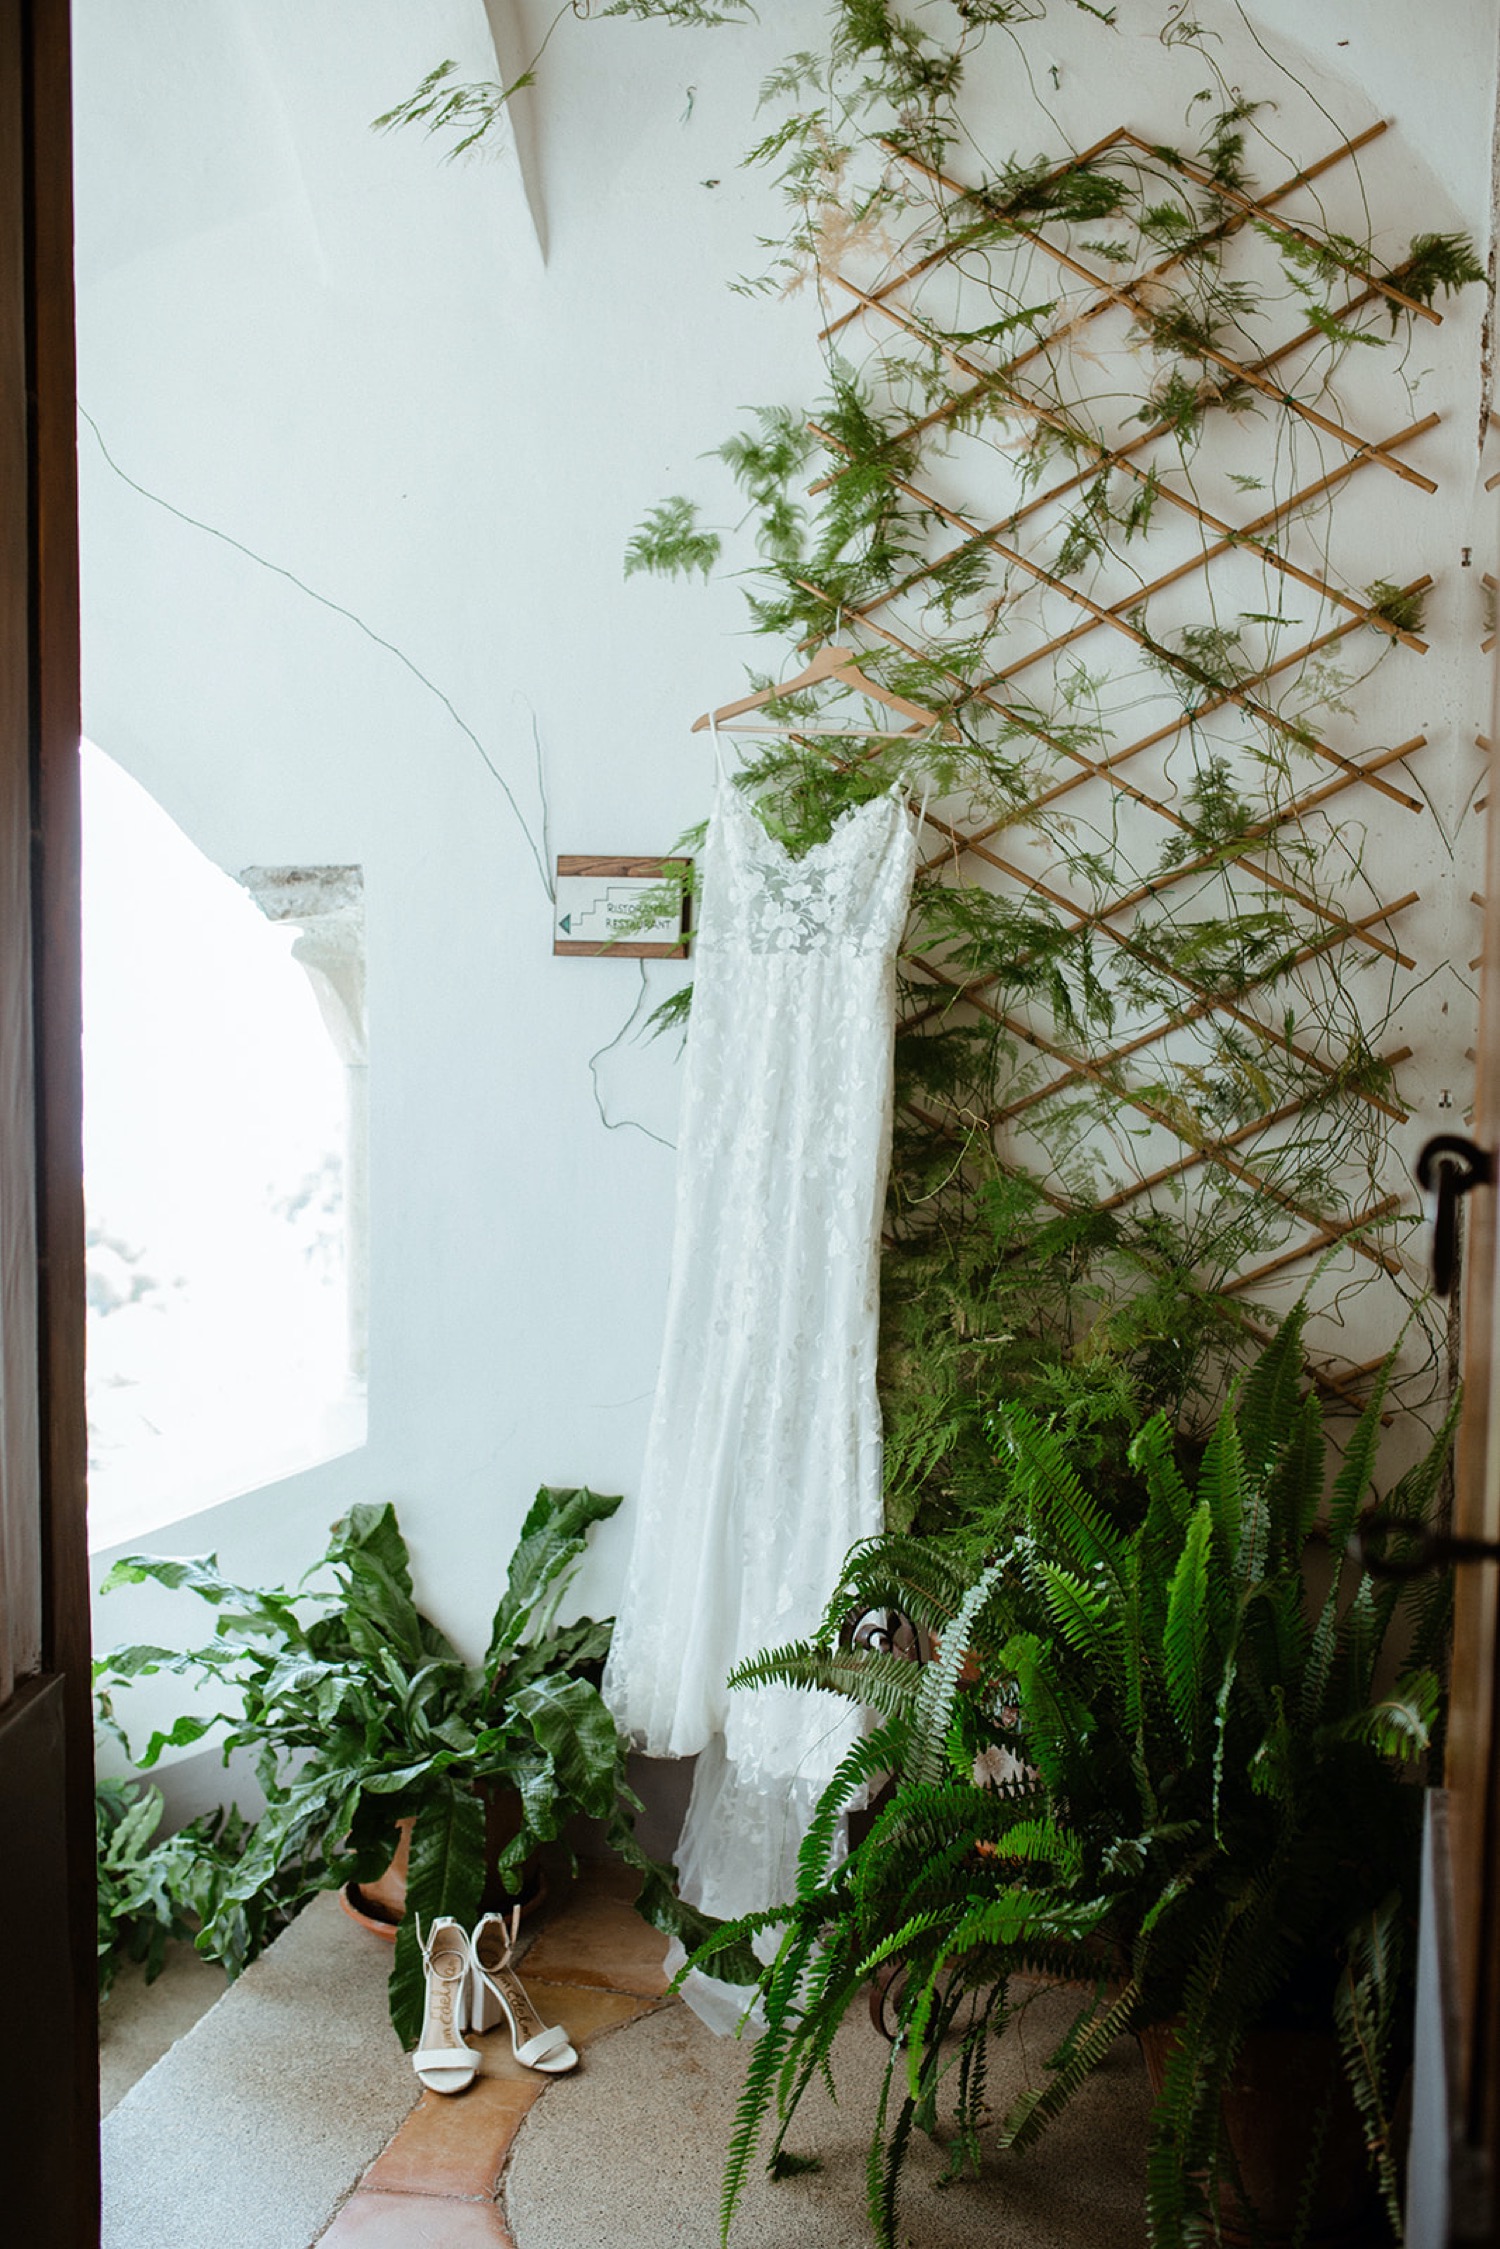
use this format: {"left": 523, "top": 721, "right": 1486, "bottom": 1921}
{"left": 617, "top": 2, "right": 1481, "bottom": 1529}
{"left": 378, "top": 2, "right": 1483, "bottom": 1533}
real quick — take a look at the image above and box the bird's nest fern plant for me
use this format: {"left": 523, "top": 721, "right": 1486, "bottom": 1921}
{"left": 687, "top": 1307, "right": 1456, "bottom": 2247}
{"left": 98, "top": 1486, "right": 756, "bottom": 2045}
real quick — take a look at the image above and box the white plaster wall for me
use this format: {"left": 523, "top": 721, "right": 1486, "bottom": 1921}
{"left": 76, "top": 0, "right": 1500, "bottom": 1741}
{"left": 78, "top": 0, "right": 829, "bottom": 1708}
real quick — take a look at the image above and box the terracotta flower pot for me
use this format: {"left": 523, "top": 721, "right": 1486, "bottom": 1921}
{"left": 338, "top": 1789, "right": 548, "bottom": 1941}
{"left": 338, "top": 1816, "right": 413, "bottom": 1938}
{"left": 1138, "top": 2021, "right": 1380, "bottom": 2248}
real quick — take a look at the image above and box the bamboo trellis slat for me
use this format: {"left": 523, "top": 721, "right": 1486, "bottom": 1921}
{"left": 791, "top": 118, "right": 1457, "bottom": 1348}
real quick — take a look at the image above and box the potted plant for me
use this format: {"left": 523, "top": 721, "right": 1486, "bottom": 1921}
{"left": 689, "top": 1310, "right": 1455, "bottom": 2247}
{"left": 98, "top": 1485, "right": 745, "bottom": 2044}
{"left": 94, "top": 1770, "right": 305, "bottom": 1995}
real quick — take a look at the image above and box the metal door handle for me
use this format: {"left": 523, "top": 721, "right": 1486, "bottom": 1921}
{"left": 1416, "top": 1133, "right": 1494, "bottom": 1296}
{"left": 1355, "top": 1516, "right": 1500, "bottom": 1580}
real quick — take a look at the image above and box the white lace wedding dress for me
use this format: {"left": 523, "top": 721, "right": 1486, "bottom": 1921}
{"left": 602, "top": 767, "right": 917, "bottom": 2012}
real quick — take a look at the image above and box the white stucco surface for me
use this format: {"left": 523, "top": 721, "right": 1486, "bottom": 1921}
{"left": 75, "top": 0, "right": 1500, "bottom": 1733}
{"left": 79, "top": 0, "right": 828, "bottom": 1699}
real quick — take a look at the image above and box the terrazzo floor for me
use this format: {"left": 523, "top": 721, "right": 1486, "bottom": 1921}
{"left": 103, "top": 1861, "right": 1152, "bottom": 2247}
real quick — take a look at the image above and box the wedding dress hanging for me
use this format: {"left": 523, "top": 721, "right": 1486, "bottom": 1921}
{"left": 602, "top": 757, "right": 918, "bottom": 2013}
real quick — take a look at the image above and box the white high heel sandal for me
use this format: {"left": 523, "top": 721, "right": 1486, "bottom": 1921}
{"left": 412, "top": 1916, "right": 480, "bottom": 2096}
{"left": 469, "top": 1908, "right": 578, "bottom": 2074}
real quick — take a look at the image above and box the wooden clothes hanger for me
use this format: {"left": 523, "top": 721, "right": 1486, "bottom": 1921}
{"left": 691, "top": 644, "right": 957, "bottom": 739}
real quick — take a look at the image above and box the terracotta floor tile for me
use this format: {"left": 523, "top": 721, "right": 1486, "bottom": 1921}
{"left": 521, "top": 1864, "right": 671, "bottom": 1997}
{"left": 362, "top": 1988, "right": 655, "bottom": 2201}
{"left": 473, "top": 2023, "right": 555, "bottom": 2087}
{"left": 524, "top": 1982, "right": 659, "bottom": 2042}
{"left": 339, "top": 1863, "right": 673, "bottom": 2229}
{"left": 363, "top": 2070, "right": 543, "bottom": 2200}
{"left": 318, "top": 2189, "right": 513, "bottom": 2245}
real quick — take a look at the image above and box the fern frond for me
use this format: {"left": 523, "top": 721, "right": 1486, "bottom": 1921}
{"left": 1300, "top": 1592, "right": 1338, "bottom": 1730}
{"left": 1000, "top": 1977, "right": 1141, "bottom": 2152}
{"left": 868, "top": 2049, "right": 916, "bottom": 2249}
{"left": 625, "top": 496, "right": 721, "bottom": 581}
{"left": 991, "top": 1405, "right": 1131, "bottom": 1583}
{"left": 726, "top": 1640, "right": 922, "bottom": 1722}
{"left": 1333, "top": 1571, "right": 1381, "bottom": 1713}
{"left": 1198, "top": 1404, "right": 1247, "bottom": 1591}
{"left": 1334, "top": 1892, "right": 1405, "bottom": 2232}
{"left": 983, "top": 1814, "right": 1084, "bottom": 1884}
{"left": 1367, "top": 1392, "right": 1462, "bottom": 1647}
{"left": 1273, "top": 1389, "right": 1328, "bottom": 1561}
{"left": 1237, "top": 1302, "right": 1310, "bottom": 1480}
{"left": 1319, "top": 1669, "right": 1438, "bottom": 1763}
{"left": 1130, "top": 1412, "right": 1194, "bottom": 1531}
{"left": 911, "top": 1562, "right": 1004, "bottom": 1788}
{"left": 718, "top": 1915, "right": 822, "bottom": 2241}
{"left": 1162, "top": 1501, "right": 1213, "bottom": 1746}
{"left": 996, "top": 1629, "right": 1098, "bottom": 1795}
{"left": 1036, "top": 1560, "right": 1125, "bottom": 1687}
{"left": 1322, "top": 1358, "right": 1396, "bottom": 1567}
{"left": 796, "top": 1719, "right": 910, "bottom": 1887}
{"left": 823, "top": 1533, "right": 973, "bottom": 1638}
{"left": 937, "top": 1884, "right": 1112, "bottom": 1963}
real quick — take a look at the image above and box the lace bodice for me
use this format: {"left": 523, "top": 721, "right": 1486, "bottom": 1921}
{"left": 703, "top": 781, "right": 919, "bottom": 957}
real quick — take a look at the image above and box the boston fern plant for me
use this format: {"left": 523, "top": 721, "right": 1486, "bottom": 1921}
{"left": 99, "top": 1487, "right": 743, "bottom": 2045}
{"left": 689, "top": 1312, "right": 1455, "bottom": 2247}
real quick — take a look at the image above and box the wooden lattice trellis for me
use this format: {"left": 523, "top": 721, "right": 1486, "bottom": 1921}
{"left": 766, "top": 113, "right": 1470, "bottom": 1410}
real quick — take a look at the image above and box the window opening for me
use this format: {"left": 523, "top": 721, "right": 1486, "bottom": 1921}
{"left": 82, "top": 744, "right": 366, "bottom": 1549}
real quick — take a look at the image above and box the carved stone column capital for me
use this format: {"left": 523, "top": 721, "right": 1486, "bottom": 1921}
{"left": 239, "top": 865, "right": 365, "bottom": 1067}
{"left": 240, "top": 864, "right": 368, "bottom": 1387}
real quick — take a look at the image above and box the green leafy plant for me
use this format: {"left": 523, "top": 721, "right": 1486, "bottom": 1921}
{"left": 95, "top": 1773, "right": 197, "bottom": 1996}
{"left": 878, "top": 1161, "right": 1257, "bottom": 1535}
{"left": 95, "top": 1675, "right": 310, "bottom": 1994}
{"left": 98, "top": 1488, "right": 751, "bottom": 2044}
{"left": 373, "top": 59, "right": 537, "bottom": 160}
{"left": 371, "top": 3, "right": 754, "bottom": 163}
{"left": 610, "top": 5, "right": 1481, "bottom": 1501}
{"left": 380, "top": 4, "right": 1479, "bottom": 1521}
{"left": 624, "top": 496, "right": 723, "bottom": 581}
{"left": 95, "top": 1773, "right": 299, "bottom": 1996}
{"left": 687, "top": 1310, "right": 1455, "bottom": 2246}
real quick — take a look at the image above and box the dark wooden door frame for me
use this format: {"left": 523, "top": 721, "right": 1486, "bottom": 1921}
{"left": 25, "top": 0, "right": 88, "bottom": 1863}
{"left": 1408, "top": 518, "right": 1500, "bottom": 2239}
{"left": 1441, "top": 576, "right": 1500, "bottom": 2240}
{"left": 2, "top": 0, "right": 96, "bottom": 2238}
{"left": 32, "top": 0, "right": 96, "bottom": 2223}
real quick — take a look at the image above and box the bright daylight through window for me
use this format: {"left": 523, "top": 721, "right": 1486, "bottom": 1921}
{"left": 82, "top": 744, "right": 366, "bottom": 1551}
